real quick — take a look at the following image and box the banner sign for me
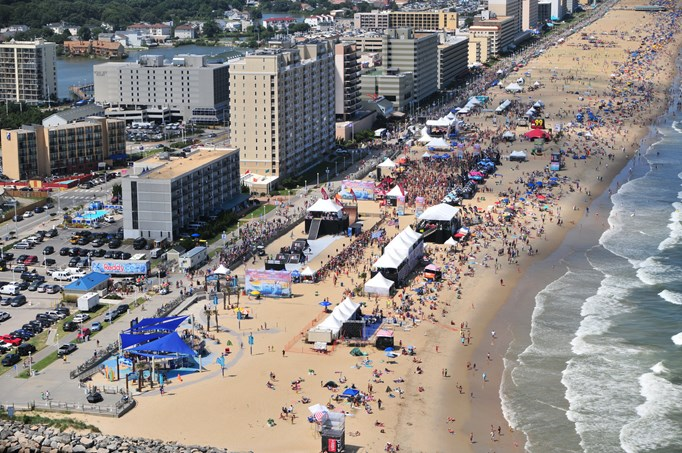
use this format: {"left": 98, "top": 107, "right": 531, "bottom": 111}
{"left": 91, "top": 260, "right": 150, "bottom": 275}
{"left": 415, "top": 196, "right": 425, "bottom": 217}
{"left": 340, "top": 180, "right": 375, "bottom": 200}
{"left": 396, "top": 196, "right": 406, "bottom": 216}
{"left": 245, "top": 269, "right": 292, "bottom": 298}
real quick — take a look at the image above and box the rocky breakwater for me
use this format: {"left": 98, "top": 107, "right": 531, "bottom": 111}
{"left": 0, "top": 420, "right": 240, "bottom": 453}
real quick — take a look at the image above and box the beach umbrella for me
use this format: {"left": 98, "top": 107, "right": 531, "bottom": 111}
{"left": 250, "top": 290, "right": 261, "bottom": 296}
{"left": 325, "top": 381, "right": 339, "bottom": 388}
{"left": 384, "top": 347, "right": 394, "bottom": 352}
{"left": 319, "top": 301, "right": 332, "bottom": 307}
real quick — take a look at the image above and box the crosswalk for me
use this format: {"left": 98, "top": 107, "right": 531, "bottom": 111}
{"left": 57, "top": 189, "right": 106, "bottom": 201}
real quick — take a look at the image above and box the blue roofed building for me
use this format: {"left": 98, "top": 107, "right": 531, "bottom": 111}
{"left": 64, "top": 272, "right": 110, "bottom": 298}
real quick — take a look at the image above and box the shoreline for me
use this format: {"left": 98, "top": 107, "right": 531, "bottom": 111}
{"left": 30, "top": 1, "right": 682, "bottom": 452}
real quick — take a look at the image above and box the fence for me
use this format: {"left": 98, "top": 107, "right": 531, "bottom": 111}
{"left": 3, "top": 396, "right": 135, "bottom": 418}
{"left": 69, "top": 342, "right": 119, "bottom": 380}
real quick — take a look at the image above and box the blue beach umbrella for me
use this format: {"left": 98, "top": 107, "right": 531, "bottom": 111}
{"left": 319, "top": 301, "right": 332, "bottom": 307}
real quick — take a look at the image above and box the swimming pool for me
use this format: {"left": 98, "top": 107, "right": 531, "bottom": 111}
{"left": 77, "top": 209, "right": 108, "bottom": 221}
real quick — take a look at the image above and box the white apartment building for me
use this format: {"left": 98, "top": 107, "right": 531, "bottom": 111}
{"left": 93, "top": 54, "right": 230, "bottom": 124}
{"left": 0, "top": 39, "right": 57, "bottom": 104}
{"left": 229, "top": 39, "right": 335, "bottom": 179}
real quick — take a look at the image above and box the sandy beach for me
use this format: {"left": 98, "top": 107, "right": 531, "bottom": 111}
{"left": 54, "top": 2, "right": 682, "bottom": 452}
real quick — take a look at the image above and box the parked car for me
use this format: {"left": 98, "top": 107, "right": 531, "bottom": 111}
{"left": 9, "top": 295, "right": 27, "bottom": 307}
{"left": 22, "top": 211, "right": 34, "bottom": 218}
{"left": 90, "top": 321, "right": 102, "bottom": 332}
{"left": 33, "top": 206, "right": 44, "bottom": 213}
{"left": 55, "top": 307, "right": 70, "bottom": 316}
{"left": 41, "top": 258, "right": 56, "bottom": 266}
{"left": 72, "top": 313, "right": 90, "bottom": 323}
{"left": 45, "top": 229, "right": 58, "bottom": 238}
{"left": 108, "top": 239, "right": 122, "bottom": 249}
{"left": 0, "top": 311, "right": 10, "bottom": 322}
{"left": 1, "top": 353, "right": 21, "bottom": 366}
{"left": 23, "top": 256, "right": 38, "bottom": 265}
{"left": 0, "top": 335, "right": 21, "bottom": 346}
{"left": 46, "top": 285, "right": 61, "bottom": 294}
{"left": 42, "top": 246, "right": 54, "bottom": 255}
{"left": 59, "top": 247, "right": 70, "bottom": 256}
{"left": 103, "top": 311, "right": 119, "bottom": 322}
{"left": 57, "top": 344, "right": 78, "bottom": 357}
{"left": 62, "top": 321, "right": 78, "bottom": 332}
{"left": 16, "top": 343, "right": 36, "bottom": 356}
{"left": 13, "top": 242, "right": 32, "bottom": 249}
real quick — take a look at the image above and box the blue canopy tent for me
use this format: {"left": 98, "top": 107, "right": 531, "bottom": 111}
{"left": 341, "top": 388, "right": 360, "bottom": 398}
{"left": 128, "top": 332, "right": 197, "bottom": 358}
{"left": 124, "top": 316, "right": 189, "bottom": 334}
{"left": 120, "top": 332, "right": 167, "bottom": 350}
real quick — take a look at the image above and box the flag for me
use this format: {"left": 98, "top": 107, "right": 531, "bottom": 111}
{"left": 321, "top": 187, "right": 328, "bottom": 200}
{"left": 334, "top": 193, "right": 343, "bottom": 205}
{"left": 245, "top": 169, "right": 250, "bottom": 174}
{"left": 350, "top": 188, "right": 357, "bottom": 202}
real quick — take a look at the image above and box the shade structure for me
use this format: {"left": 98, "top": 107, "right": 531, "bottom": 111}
{"left": 213, "top": 264, "right": 230, "bottom": 275}
{"left": 524, "top": 129, "right": 551, "bottom": 140}
{"left": 307, "top": 198, "right": 343, "bottom": 214}
{"left": 418, "top": 203, "right": 461, "bottom": 222}
{"left": 377, "top": 158, "right": 397, "bottom": 168}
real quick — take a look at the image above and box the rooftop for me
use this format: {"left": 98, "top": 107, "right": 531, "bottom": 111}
{"left": 134, "top": 147, "right": 238, "bottom": 180}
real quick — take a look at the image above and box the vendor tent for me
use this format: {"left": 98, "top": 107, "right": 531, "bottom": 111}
{"left": 418, "top": 203, "right": 461, "bottom": 222}
{"left": 509, "top": 150, "right": 527, "bottom": 162}
{"left": 426, "top": 137, "right": 450, "bottom": 149}
{"left": 505, "top": 83, "right": 523, "bottom": 93}
{"left": 524, "top": 129, "right": 551, "bottom": 140}
{"left": 502, "top": 130, "right": 516, "bottom": 140}
{"left": 386, "top": 185, "right": 406, "bottom": 198}
{"left": 364, "top": 272, "right": 395, "bottom": 297}
{"left": 213, "top": 264, "right": 230, "bottom": 275}
{"left": 444, "top": 236, "right": 458, "bottom": 246}
{"left": 308, "top": 297, "right": 362, "bottom": 343}
{"left": 301, "top": 266, "right": 316, "bottom": 277}
{"left": 307, "top": 198, "right": 343, "bottom": 214}
{"left": 377, "top": 158, "right": 397, "bottom": 168}
{"left": 422, "top": 151, "right": 432, "bottom": 158}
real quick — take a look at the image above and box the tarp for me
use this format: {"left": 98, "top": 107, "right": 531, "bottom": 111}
{"left": 377, "top": 158, "right": 397, "bottom": 168}
{"left": 128, "top": 332, "right": 197, "bottom": 357}
{"left": 124, "top": 316, "right": 189, "bottom": 334}
{"left": 418, "top": 203, "right": 461, "bottom": 222}
{"left": 307, "top": 198, "right": 343, "bottom": 213}
{"left": 364, "top": 272, "right": 395, "bottom": 297}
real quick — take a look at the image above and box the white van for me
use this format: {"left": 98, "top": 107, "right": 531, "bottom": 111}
{"left": 53, "top": 271, "right": 72, "bottom": 281}
{"left": 150, "top": 248, "right": 163, "bottom": 259}
{"left": 0, "top": 284, "right": 20, "bottom": 295}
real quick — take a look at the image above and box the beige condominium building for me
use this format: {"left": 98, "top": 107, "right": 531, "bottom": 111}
{"left": 0, "top": 39, "right": 57, "bottom": 104}
{"left": 94, "top": 54, "right": 230, "bottom": 124}
{"left": 1, "top": 117, "right": 125, "bottom": 180}
{"left": 229, "top": 39, "right": 335, "bottom": 179}
{"left": 122, "top": 147, "right": 241, "bottom": 241}
{"left": 469, "top": 15, "right": 517, "bottom": 59}
{"left": 354, "top": 11, "right": 459, "bottom": 32}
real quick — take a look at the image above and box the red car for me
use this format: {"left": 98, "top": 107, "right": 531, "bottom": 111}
{"left": 0, "top": 335, "right": 22, "bottom": 346}
{"left": 23, "top": 256, "right": 38, "bottom": 265}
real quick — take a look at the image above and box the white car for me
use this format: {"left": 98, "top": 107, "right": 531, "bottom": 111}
{"left": 72, "top": 313, "right": 90, "bottom": 323}
{"left": 22, "top": 211, "right": 34, "bottom": 218}
{"left": 104, "top": 215, "right": 115, "bottom": 223}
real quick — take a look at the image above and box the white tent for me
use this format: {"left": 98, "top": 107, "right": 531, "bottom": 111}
{"left": 213, "top": 264, "right": 230, "bottom": 275}
{"left": 444, "top": 236, "right": 458, "bottom": 246}
{"left": 457, "top": 107, "right": 470, "bottom": 114}
{"left": 307, "top": 198, "right": 343, "bottom": 214}
{"left": 422, "top": 151, "right": 432, "bottom": 158}
{"left": 377, "top": 158, "right": 397, "bottom": 168}
{"left": 418, "top": 203, "right": 461, "bottom": 222}
{"left": 505, "top": 83, "right": 523, "bottom": 93}
{"left": 502, "top": 130, "right": 516, "bottom": 140}
{"left": 509, "top": 150, "right": 527, "bottom": 162}
{"left": 446, "top": 111, "right": 456, "bottom": 120}
{"left": 533, "top": 100, "right": 544, "bottom": 108}
{"left": 301, "top": 266, "right": 316, "bottom": 277}
{"left": 308, "top": 297, "right": 361, "bottom": 343}
{"left": 525, "top": 108, "right": 537, "bottom": 117}
{"left": 426, "top": 137, "right": 450, "bottom": 149}
{"left": 386, "top": 185, "right": 405, "bottom": 198}
{"left": 364, "top": 272, "right": 395, "bottom": 297}
{"left": 426, "top": 118, "right": 451, "bottom": 127}
{"left": 373, "top": 247, "right": 406, "bottom": 269}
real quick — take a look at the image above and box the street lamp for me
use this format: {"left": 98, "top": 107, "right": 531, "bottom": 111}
{"left": 335, "top": 161, "right": 338, "bottom": 176}
{"left": 326, "top": 167, "right": 330, "bottom": 184}
{"left": 316, "top": 173, "right": 319, "bottom": 186}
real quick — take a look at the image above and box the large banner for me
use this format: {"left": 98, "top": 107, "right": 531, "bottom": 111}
{"left": 415, "top": 196, "right": 425, "bottom": 217}
{"left": 91, "top": 259, "right": 150, "bottom": 275}
{"left": 245, "top": 269, "right": 292, "bottom": 298}
{"left": 396, "top": 196, "right": 406, "bottom": 216}
{"left": 340, "top": 180, "right": 375, "bottom": 200}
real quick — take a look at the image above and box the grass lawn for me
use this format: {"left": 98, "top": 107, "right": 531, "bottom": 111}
{"left": 242, "top": 204, "right": 276, "bottom": 219}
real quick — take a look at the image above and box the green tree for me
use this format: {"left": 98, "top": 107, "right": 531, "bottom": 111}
{"left": 77, "top": 26, "right": 91, "bottom": 41}
{"left": 111, "top": 183, "right": 122, "bottom": 201}
{"left": 202, "top": 20, "right": 221, "bottom": 38}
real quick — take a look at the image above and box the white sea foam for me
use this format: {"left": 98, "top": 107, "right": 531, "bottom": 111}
{"left": 672, "top": 332, "right": 682, "bottom": 345}
{"left": 635, "top": 257, "right": 681, "bottom": 285}
{"left": 672, "top": 121, "right": 682, "bottom": 134}
{"left": 658, "top": 201, "right": 682, "bottom": 250}
{"left": 658, "top": 289, "right": 682, "bottom": 305}
{"left": 650, "top": 361, "right": 668, "bottom": 375}
{"left": 620, "top": 372, "right": 682, "bottom": 452}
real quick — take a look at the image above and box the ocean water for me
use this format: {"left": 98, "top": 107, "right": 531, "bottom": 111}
{"left": 500, "top": 82, "right": 682, "bottom": 452}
